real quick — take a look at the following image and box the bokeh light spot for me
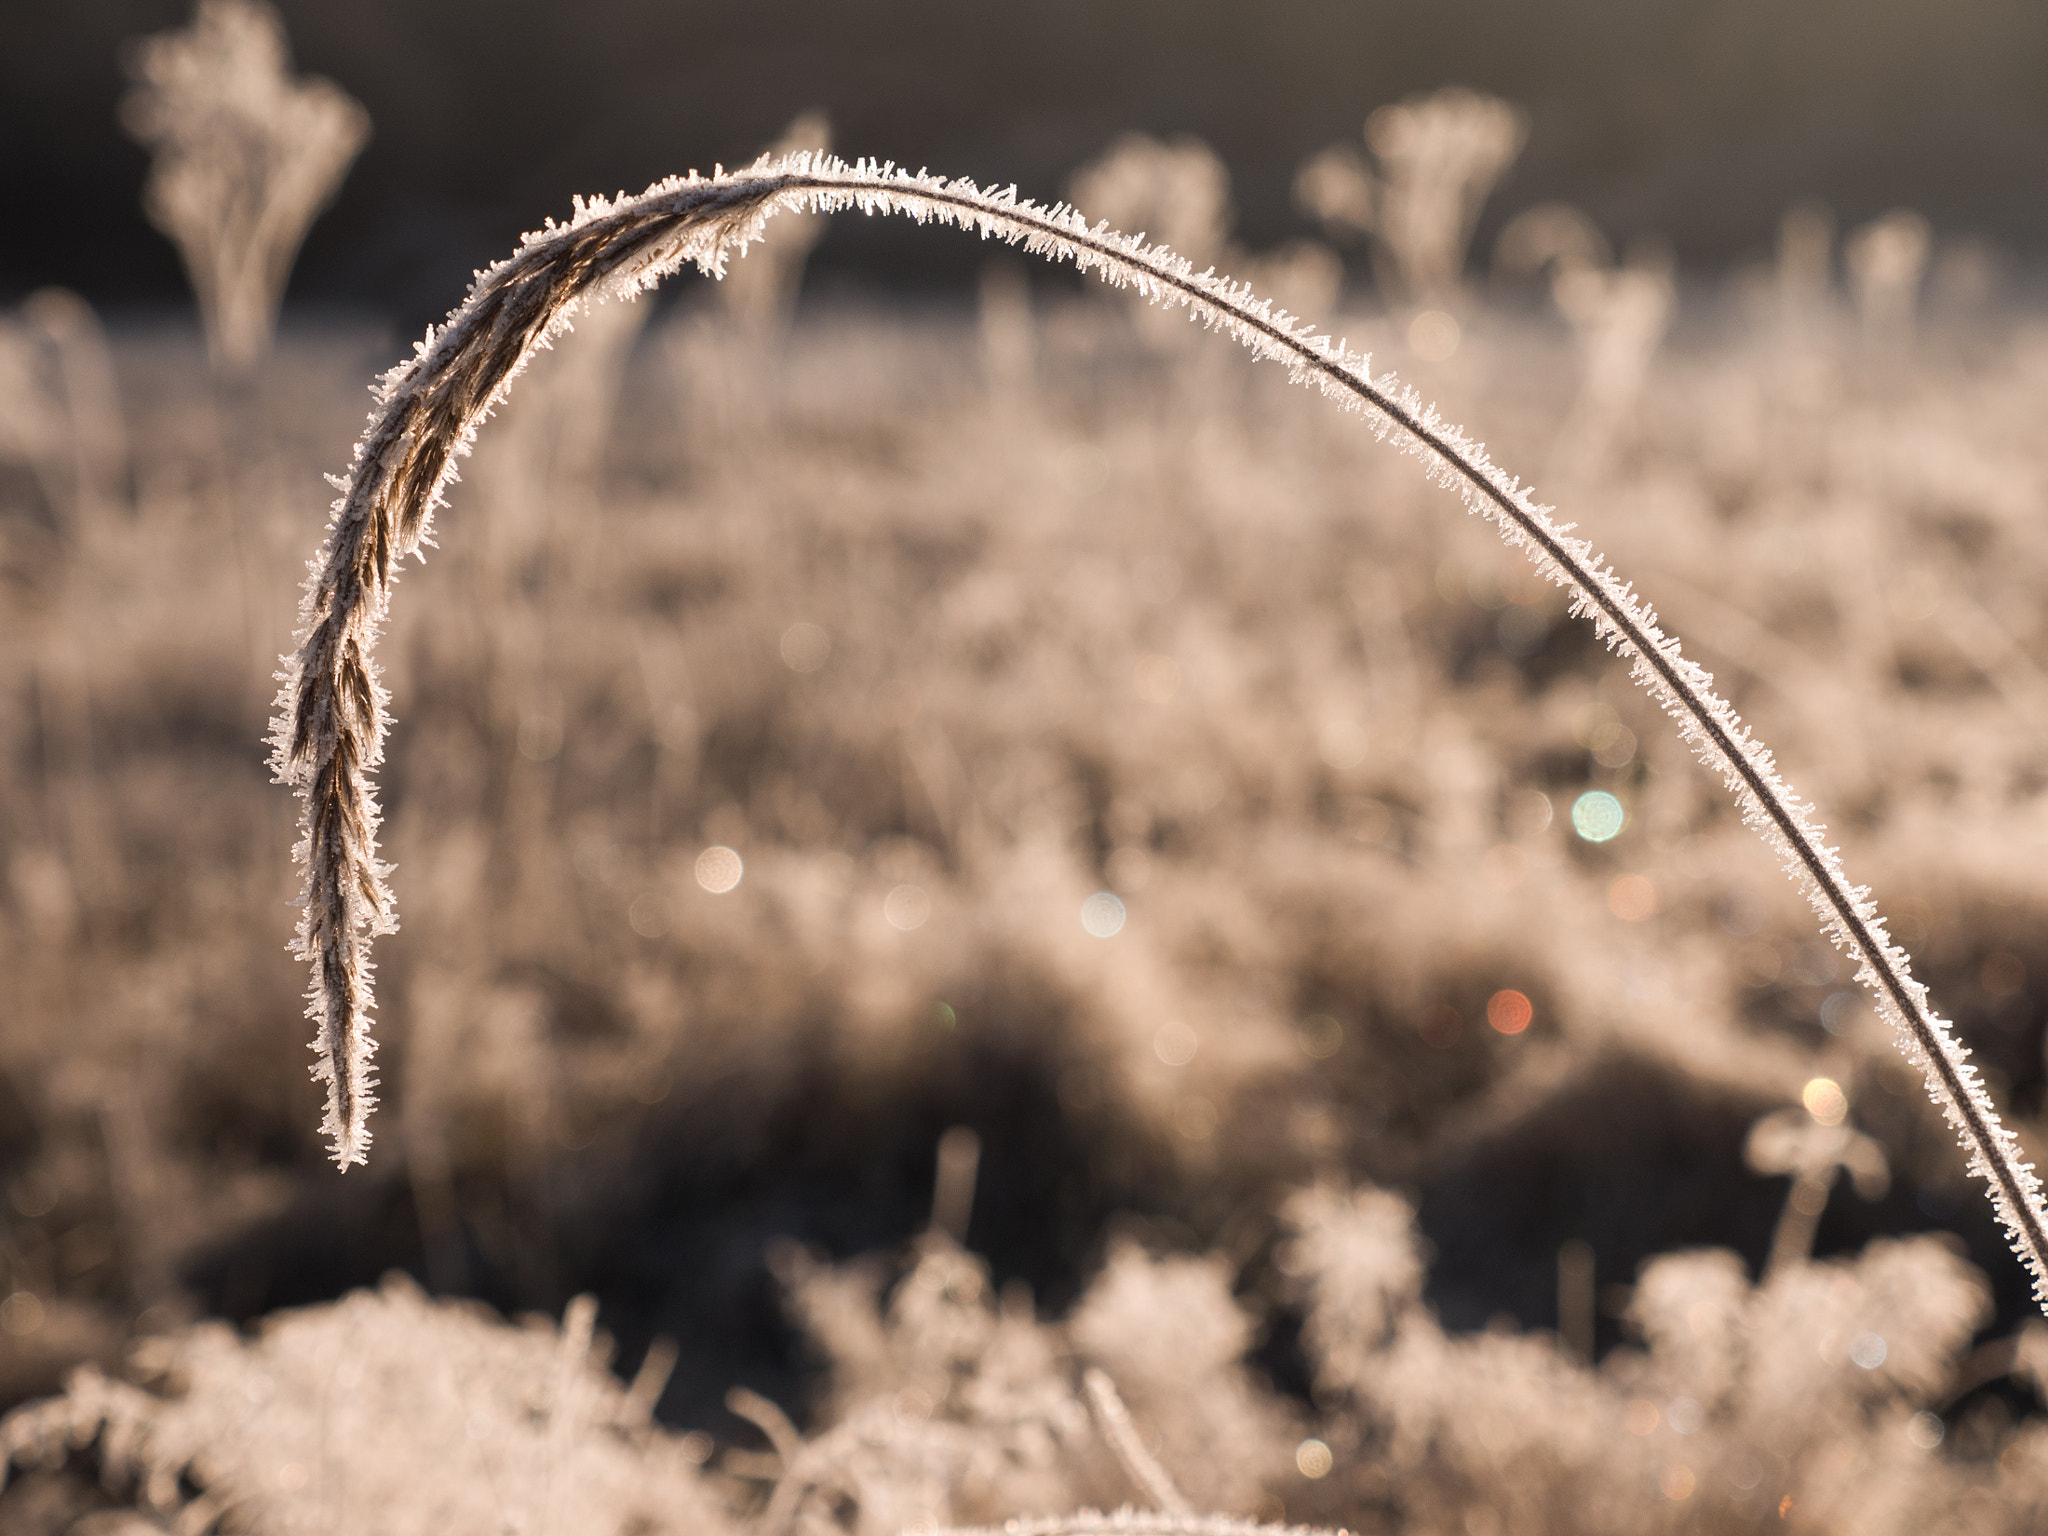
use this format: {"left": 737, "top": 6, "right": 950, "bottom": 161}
{"left": 1297, "top": 1014, "right": 1344, "bottom": 1060}
{"left": 694, "top": 845, "right": 743, "bottom": 894}
{"left": 779, "top": 621, "right": 832, "bottom": 673}
{"left": 1739, "top": 943, "right": 1783, "bottom": 986}
{"left": 516, "top": 705, "right": 563, "bottom": 762}
{"left": 1802, "top": 1076, "right": 1848, "bottom": 1126}
{"left": 628, "top": 892, "right": 671, "bottom": 937}
{"left": 1608, "top": 874, "right": 1659, "bottom": 922}
{"left": 1571, "top": 790, "right": 1626, "bottom": 842}
{"left": 1907, "top": 1411, "right": 1944, "bottom": 1449}
{"left": 884, "top": 884, "right": 932, "bottom": 931}
{"left": 1850, "top": 1331, "right": 1888, "bottom": 1370}
{"left": 1419, "top": 1005, "right": 1462, "bottom": 1049}
{"left": 0, "top": 1292, "right": 44, "bottom": 1337}
{"left": 1317, "top": 719, "right": 1370, "bottom": 771}
{"left": 1820, "top": 991, "right": 1859, "bottom": 1036}
{"left": 1487, "top": 989, "right": 1533, "bottom": 1035}
{"left": 7, "top": 1174, "right": 57, "bottom": 1220}
{"left": 1080, "top": 891, "right": 1127, "bottom": 938}
{"left": 1592, "top": 726, "right": 1637, "bottom": 768}
{"left": 1295, "top": 1439, "right": 1334, "bottom": 1479}
{"left": 1153, "top": 1020, "right": 1198, "bottom": 1066}
{"left": 1982, "top": 951, "right": 2026, "bottom": 997}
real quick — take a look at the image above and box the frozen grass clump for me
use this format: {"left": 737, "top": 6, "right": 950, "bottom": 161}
{"left": 0, "top": 1276, "right": 732, "bottom": 1536}
{"left": 13, "top": 1180, "right": 2048, "bottom": 1533}
{"left": 1285, "top": 1182, "right": 2024, "bottom": 1535}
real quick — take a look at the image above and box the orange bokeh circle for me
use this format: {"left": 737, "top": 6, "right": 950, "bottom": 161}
{"left": 1487, "top": 989, "right": 1533, "bottom": 1035}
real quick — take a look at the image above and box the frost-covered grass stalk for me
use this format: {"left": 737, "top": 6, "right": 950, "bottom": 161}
{"left": 1083, "top": 1368, "right": 1193, "bottom": 1515}
{"left": 269, "top": 151, "right": 2048, "bottom": 1310}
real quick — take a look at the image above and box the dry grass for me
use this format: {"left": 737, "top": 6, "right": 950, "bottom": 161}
{"left": 7, "top": 105, "right": 2048, "bottom": 1534}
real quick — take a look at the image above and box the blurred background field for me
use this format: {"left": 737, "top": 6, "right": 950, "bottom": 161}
{"left": 5, "top": 5, "right": 2048, "bottom": 1534}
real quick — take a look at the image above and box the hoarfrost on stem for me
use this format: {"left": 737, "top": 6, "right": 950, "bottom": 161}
{"left": 268, "top": 150, "right": 2048, "bottom": 1319}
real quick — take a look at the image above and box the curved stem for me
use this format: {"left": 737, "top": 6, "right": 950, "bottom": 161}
{"left": 268, "top": 154, "right": 2048, "bottom": 1317}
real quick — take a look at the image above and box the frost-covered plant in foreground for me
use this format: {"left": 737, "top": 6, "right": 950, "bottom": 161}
{"left": 267, "top": 151, "right": 2048, "bottom": 1315}
{"left": 0, "top": 1275, "right": 730, "bottom": 1536}
{"left": 7, "top": 1176, "right": 2036, "bottom": 1534}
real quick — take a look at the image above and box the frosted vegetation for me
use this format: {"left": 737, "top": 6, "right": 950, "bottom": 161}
{"left": 5, "top": 2, "right": 2048, "bottom": 1532}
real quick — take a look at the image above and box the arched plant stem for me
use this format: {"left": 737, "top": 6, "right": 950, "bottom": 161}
{"left": 268, "top": 153, "right": 2048, "bottom": 1316}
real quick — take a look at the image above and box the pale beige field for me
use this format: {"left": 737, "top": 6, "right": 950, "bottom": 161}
{"left": 5, "top": 245, "right": 2048, "bottom": 1532}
